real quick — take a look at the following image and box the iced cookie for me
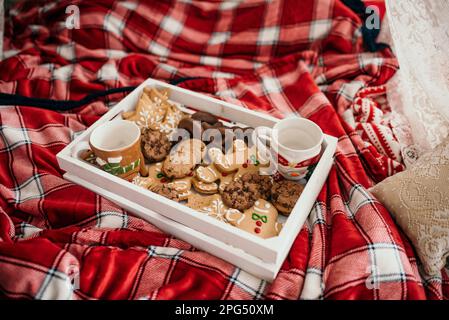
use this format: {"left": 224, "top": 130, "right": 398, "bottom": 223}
{"left": 156, "top": 103, "right": 185, "bottom": 136}
{"left": 141, "top": 128, "right": 171, "bottom": 162}
{"left": 195, "top": 163, "right": 235, "bottom": 193}
{"left": 222, "top": 172, "right": 272, "bottom": 211}
{"left": 162, "top": 139, "right": 206, "bottom": 179}
{"left": 187, "top": 194, "right": 240, "bottom": 223}
{"left": 271, "top": 180, "right": 305, "bottom": 215}
{"left": 123, "top": 87, "right": 168, "bottom": 128}
{"left": 132, "top": 174, "right": 153, "bottom": 189}
{"left": 132, "top": 162, "right": 193, "bottom": 200}
{"left": 225, "top": 199, "right": 282, "bottom": 239}
{"left": 192, "top": 178, "right": 219, "bottom": 194}
{"left": 208, "top": 139, "right": 249, "bottom": 173}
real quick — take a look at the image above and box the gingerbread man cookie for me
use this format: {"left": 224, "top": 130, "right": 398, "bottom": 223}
{"left": 187, "top": 194, "right": 240, "bottom": 223}
{"left": 162, "top": 139, "right": 206, "bottom": 179}
{"left": 225, "top": 199, "right": 282, "bottom": 239}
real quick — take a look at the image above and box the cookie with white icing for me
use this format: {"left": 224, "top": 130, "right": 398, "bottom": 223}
{"left": 208, "top": 139, "right": 249, "bottom": 173}
{"left": 132, "top": 162, "right": 193, "bottom": 200}
{"left": 195, "top": 163, "right": 235, "bottom": 193}
{"left": 123, "top": 87, "right": 169, "bottom": 129}
{"left": 192, "top": 177, "right": 219, "bottom": 194}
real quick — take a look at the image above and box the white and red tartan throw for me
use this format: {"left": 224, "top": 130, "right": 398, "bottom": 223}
{"left": 0, "top": 0, "right": 447, "bottom": 300}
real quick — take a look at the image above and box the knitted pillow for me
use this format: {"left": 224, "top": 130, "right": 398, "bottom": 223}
{"left": 371, "top": 137, "right": 449, "bottom": 275}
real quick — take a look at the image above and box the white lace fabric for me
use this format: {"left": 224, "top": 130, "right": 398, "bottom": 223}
{"left": 385, "top": 0, "right": 449, "bottom": 154}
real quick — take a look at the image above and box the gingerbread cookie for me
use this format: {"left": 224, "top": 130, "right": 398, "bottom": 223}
{"left": 132, "top": 162, "right": 193, "bottom": 200}
{"left": 208, "top": 139, "right": 249, "bottom": 173}
{"left": 222, "top": 172, "right": 272, "bottom": 211}
{"left": 123, "top": 88, "right": 168, "bottom": 128}
{"left": 162, "top": 139, "right": 206, "bottom": 178}
{"left": 132, "top": 174, "right": 153, "bottom": 189}
{"left": 195, "top": 163, "right": 235, "bottom": 193}
{"left": 141, "top": 128, "right": 171, "bottom": 162}
{"left": 192, "top": 177, "right": 219, "bottom": 194}
{"left": 156, "top": 103, "right": 185, "bottom": 136}
{"left": 195, "top": 163, "right": 220, "bottom": 183}
{"left": 271, "top": 180, "right": 304, "bottom": 215}
{"left": 187, "top": 194, "right": 240, "bottom": 223}
{"left": 225, "top": 199, "right": 282, "bottom": 239}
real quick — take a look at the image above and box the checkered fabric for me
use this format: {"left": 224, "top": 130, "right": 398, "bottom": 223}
{"left": 0, "top": 0, "right": 447, "bottom": 300}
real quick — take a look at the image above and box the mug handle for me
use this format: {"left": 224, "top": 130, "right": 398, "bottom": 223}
{"left": 253, "top": 126, "right": 277, "bottom": 175}
{"left": 139, "top": 152, "right": 149, "bottom": 177}
{"left": 71, "top": 141, "right": 91, "bottom": 160}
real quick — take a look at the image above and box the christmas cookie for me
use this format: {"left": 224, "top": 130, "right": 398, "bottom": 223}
{"left": 195, "top": 163, "right": 235, "bottom": 193}
{"left": 178, "top": 113, "right": 223, "bottom": 144}
{"left": 191, "top": 111, "right": 219, "bottom": 125}
{"left": 192, "top": 177, "right": 219, "bottom": 194}
{"left": 271, "top": 180, "right": 305, "bottom": 215}
{"left": 123, "top": 87, "right": 168, "bottom": 129}
{"left": 195, "top": 163, "right": 220, "bottom": 183}
{"left": 187, "top": 194, "right": 240, "bottom": 223}
{"left": 222, "top": 172, "right": 272, "bottom": 211}
{"left": 132, "top": 174, "right": 153, "bottom": 189}
{"left": 150, "top": 184, "right": 180, "bottom": 202}
{"left": 162, "top": 139, "right": 206, "bottom": 179}
{"left": 233, "top": 163, "right": 261, "bottom": 181}
{"left": 208, "top": 139, "right": 249, "bottom": 173}
{"left": 132, "top": 162, "right": 193, "bottom": 200}
{"left": 156, "top": 103, "right": 185, "bottom": 136}
{"left": 225, "top": 199, "right": 282, "bottom": 239}
{"left": 141, "top": 128, "right": 171, "bottom": 162}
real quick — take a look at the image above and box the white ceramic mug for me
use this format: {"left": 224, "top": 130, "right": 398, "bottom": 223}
{"left": 253, "top": 117, "right": 323, "bottom": 180}
{"left": 72, "top": 120, "right": 148, "bottom": 180}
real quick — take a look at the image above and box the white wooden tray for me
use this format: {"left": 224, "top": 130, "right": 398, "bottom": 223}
{"left": 57, "top": 78, "right": 337, "bottom": 281}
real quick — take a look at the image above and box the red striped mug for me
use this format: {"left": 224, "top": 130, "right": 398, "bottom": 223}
{"left": 253, "top": 117, "right": 323, "bottom": 180}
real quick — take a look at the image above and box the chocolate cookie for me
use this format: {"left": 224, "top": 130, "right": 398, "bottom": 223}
{"left": 141, "top": 128, "right": 171, "bottom": 162}
{"left": 191, "top": 111, "right": 219, "bottom": 124}
{"left": 241, "top": 172, "right": 272, "bottom": 200}
{"left": 222, "top": 172, "right": 272, "bottom": 211}
{"left": 271, "top": 180, "right": 304, "bottom": 215}
{"left": 177, "top": 111, "right": 254, "bottom": 149}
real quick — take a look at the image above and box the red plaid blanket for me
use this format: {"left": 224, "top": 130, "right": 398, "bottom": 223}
{"left": 0, "top": 0, "right": 447, "bottom": 300}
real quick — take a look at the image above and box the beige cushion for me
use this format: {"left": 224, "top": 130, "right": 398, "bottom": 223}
{"left": 371, "top": 137, "right": 449, "bottom": 276}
